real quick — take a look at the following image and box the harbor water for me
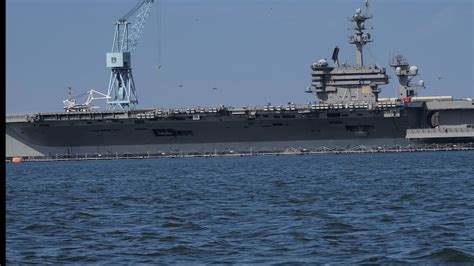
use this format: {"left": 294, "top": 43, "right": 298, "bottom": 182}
{"left": 6, "top": 151, "right": 474, "bottom": 264}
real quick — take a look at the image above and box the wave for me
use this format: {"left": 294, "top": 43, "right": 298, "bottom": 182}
{"left": 416, "top": 247, "right": 474, "bottom": 263}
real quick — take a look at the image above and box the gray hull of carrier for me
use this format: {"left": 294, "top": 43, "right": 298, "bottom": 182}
{"left": 6, "top": 100, "right": 474, "bottom": 157}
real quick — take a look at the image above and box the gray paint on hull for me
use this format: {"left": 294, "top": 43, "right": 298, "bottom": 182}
{"left": 6, "top": 134, "right": 44, "bottom": 157}
{"left": 6, "top": 132, "right": 408, "bottom": 157}
{"left": 5, "top": 108, "right": 423, "bottom": 157}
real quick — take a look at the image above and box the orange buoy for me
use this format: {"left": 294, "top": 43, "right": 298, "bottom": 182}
{"left": 11, "top": 157, "right": 24, "bottom": 163}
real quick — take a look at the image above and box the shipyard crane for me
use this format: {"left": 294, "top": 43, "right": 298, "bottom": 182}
{"left": 106, "top": 0, "right": 155, "bottom": 111}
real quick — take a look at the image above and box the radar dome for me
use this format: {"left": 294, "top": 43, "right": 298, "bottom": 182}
{"left": 395, "top": 67, "right": 401, "bottom": 75}
{"left": 318, "top": 59, "right": 328, "bottom": 66}
{"left": 418, "top": 80, "right": 425, "bottom": 87}
{"left": 409, "top": 66, "right": 418, "bottom": 75}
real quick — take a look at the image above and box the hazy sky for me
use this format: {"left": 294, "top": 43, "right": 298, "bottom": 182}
{"left": 6, "top": 0, "right": 474, "bottom": 113}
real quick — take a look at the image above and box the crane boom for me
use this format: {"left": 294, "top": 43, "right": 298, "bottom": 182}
{"left": 120, "top": 0, "right": 153, "bottom": 21}
{"left": 128, "top": 0, "right": 154, "bottom": 54}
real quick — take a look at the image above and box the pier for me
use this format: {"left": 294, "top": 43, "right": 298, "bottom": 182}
{"left": 5, "top": 142, "right": 474, "bottom": 163}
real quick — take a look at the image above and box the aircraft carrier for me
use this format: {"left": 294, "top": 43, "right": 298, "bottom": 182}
{"left": 6, "top": 0, "right": 474, "bottom": 158}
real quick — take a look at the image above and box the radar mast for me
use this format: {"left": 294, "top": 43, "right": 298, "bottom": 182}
{"left": 349, "top": 0, "right": 373, "bottom": 66}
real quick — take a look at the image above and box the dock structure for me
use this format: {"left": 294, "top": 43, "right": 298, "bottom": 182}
{"left": 6, "top": 142, "right": 474, "bottom": 163}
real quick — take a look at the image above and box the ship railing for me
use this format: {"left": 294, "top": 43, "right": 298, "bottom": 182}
{"left": 6, "top": 113, "right": 32, "bottom": 122}
{"left": 406, "top": 127, "right": 474, "bottom": 140}
{"left": 407, "top": 127, "right": 474, "bottom": 134}
{"left": 152, "top": 106, "right": 222, "bottom": 116}
{"left": 139, "top": 101, "right": 402, "bottom": 117}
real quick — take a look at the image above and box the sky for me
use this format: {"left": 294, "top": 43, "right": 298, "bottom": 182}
{"left": 6, "top": 0, "right": 474, "bottom": 113}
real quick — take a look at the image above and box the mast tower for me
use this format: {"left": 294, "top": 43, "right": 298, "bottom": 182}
{"left": 306, "top": 0, "right": 389, "bottom": 105}
{"left": 349, "top": 0, "right": 373, "bottom": 66}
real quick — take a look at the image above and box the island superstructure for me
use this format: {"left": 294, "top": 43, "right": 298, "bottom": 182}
{"left": 6, "top": 0, "right": 474, "bottom": 158}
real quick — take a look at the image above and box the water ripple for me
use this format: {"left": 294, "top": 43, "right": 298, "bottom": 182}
{"left": 6, "top": 151, "right": 474, "bottom": 264}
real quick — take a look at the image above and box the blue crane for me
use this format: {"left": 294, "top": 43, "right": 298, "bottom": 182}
{"left": 106, "top": 0, "right": 155, "bottom": 111}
